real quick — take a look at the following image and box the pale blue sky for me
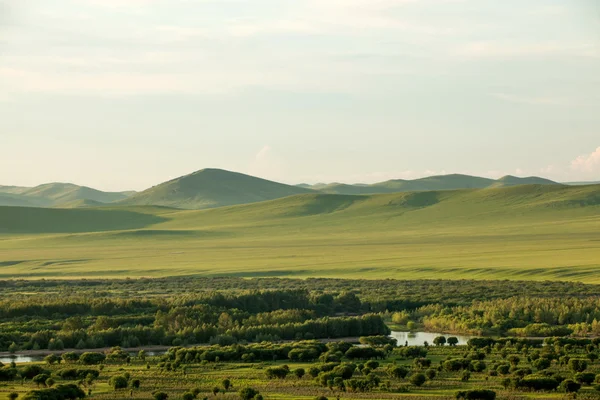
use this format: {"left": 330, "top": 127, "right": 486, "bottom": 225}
{"left": 1, "top": 0, "right": 599, "bottom": 191}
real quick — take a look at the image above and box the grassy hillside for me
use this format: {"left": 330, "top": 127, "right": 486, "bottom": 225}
{"left": 22, "top": 183, "right": 133, "bottom": 205}
{"left": 0, "top": 185, "right": 30, "bottom": 195}
{"left": 488, "top": 175, "right": 559, "bottom": 188}
{"left": 1, "top": 184, "right": 599, "bottom": 281}
{"left": 119, "top": 168, "right": 314, "bottom": 209}
{"left": 0, "top": 183, "right": 134, "bottom": 207}
{"left": 0, "top": 192, "right": 48, "bottom": 208}
{"left": 314, "top": 174, "right": 560, "bottom": 195}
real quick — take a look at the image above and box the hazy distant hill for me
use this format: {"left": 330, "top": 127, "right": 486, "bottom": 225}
{"left": 302, "top": 174, "right": 560, "bottom": 195}
{"left": 0, "top": 183, "right": 135, "bottom": 207}
{"left": 565, "top": 181, "right": 600, "bottom": 186}
{"left": 0, "top": 171, "right": 563, "bottom": 209}
{"left": 119, "top": 168, "right": 314, "bottom": 209}
{"left": 0, "top": 185, "right": 30, "bottom": 195}
{"left": 488, "top": 175, "right": 559, "bottom": 188}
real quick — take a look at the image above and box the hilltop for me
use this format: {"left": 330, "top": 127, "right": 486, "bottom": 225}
{"left": 302, "top": 174, "right": 561, "bottom": 195}
{"left": 119, "top": 168, "right": 314, "bottom": 209}
{"left": 1, "top": 183, "right": 599, "bottom": 281}
{"left": 0, "top": 183, "right": 134, "bottom": 208}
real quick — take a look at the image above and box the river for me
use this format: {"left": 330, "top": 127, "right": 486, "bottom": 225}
{"left": 0, "top": 332, "right": 477, "bottom": 364}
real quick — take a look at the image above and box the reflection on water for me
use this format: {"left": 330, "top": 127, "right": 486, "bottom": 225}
{"left": 0, "top": 354, "right": 36, "bottom": 364}
{"left": 390, "top": 331, "right": 476, "bottom": 347}
{"left": 1, "top": 332, "right": 477, "bottom": 364}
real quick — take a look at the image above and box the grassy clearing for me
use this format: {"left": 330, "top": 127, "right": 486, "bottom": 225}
{"left": 1, "top": 185, "right": 599, "bottom": 281}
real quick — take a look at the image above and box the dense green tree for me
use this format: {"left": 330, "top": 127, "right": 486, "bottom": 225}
{"left": 410, "top": 373, "right": 426, "bottom": 387}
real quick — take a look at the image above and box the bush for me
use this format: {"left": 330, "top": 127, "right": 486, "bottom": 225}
{"left": 517, "top": 376, "right": 559, "bottom": 391}
{"left": 575, "top": 372, "right": 595, "bottom": 385}
{"left": 410, "top": 373, "right": 426, "bottom": 387}
{"left": 568, "top": 359, "right": 588, "bottom": 373}
{"left": 109, "top": 375, "right": 129, "bottom": 390}
{"left": 20, "top": 365, "right": 47, "bottom": 380}
{"left": 22, "top": 384, "right": 85, "bottom": 400}
{"left": 444, "top": 359, "right": 470, "bottom": 372}
{"left": 182, "top": 393, "right": 194, "bottom": 400}
{"left": 425, "top": 369, "right": 437, "bottom": 380}
{"left": 153, "top": 391, "right": 168, "bottom": 400}
{"left": 239, "top": 387, "right": 260, "bottom": 400}
{"left": 79, "top": 352, "right": 106, "bottom": 365}
{"left": 386, "top": 365, "right": 409, "bottom": 379}
{"left": 533, "top": 358, "right": 551, "bottom": 371}
{"left": 455, "top": 390, "right": 496, "bottom": 400}
{"left": 561, "top": 379, "right": 581, "bottom": 393}
{"left": 461, "top": 371, "right": 471, "bottom": 382}
{"left": 265, "top": 366, "right": 289, "bottom": 379}
{"left": 32, "top": 374, "right": 51, "bottom": 387}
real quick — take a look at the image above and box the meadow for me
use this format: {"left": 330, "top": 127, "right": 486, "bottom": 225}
{"left": 1, "top": 185, "right": 599, "bottom": 281}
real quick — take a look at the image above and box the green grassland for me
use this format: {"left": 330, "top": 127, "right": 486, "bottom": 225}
{"left": 1, "top": 184, "right": 599, "bottom": 281}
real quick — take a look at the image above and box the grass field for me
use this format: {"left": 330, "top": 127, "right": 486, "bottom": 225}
{"left": 1, "top": 184, "right": 600, "bottom": 281}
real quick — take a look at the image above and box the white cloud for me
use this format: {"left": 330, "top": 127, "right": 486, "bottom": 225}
{"left": 491, "top": 93, "right": 574, "bottom": 107}
{"left": 571, "top": 147, "right": 600, "bottom": 172}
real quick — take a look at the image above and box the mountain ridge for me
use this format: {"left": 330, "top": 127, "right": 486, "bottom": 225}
{"left": 118, "top": 168, "right": 314, "bottom": 209}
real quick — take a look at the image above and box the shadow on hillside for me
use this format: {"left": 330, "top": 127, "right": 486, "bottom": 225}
{"left": 0, "top": 207, "right": 168, "bottom": 234}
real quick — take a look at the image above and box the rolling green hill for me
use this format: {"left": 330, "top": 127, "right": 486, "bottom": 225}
{"left": 119, "top": 168, "right": 314, "bottom": 209}
{"left": 0, "top": 183, "right": 135, "bottom": 207}
{"left": 309, "top": 174, "right": 560, "bottom": 195}
{"left": 1, "top": 184, "right": 599, "bottom": 281}
{"left": 488, "top": 175, "right": 559, "bottom": 188}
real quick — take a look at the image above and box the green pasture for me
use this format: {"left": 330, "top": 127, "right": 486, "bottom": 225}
{"left": 1, "top": 185, "right": 599, "bottom": 281}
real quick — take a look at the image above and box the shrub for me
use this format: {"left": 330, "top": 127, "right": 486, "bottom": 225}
{"left": 455, "top": 390, "right": 496, "bottom": 400}
{"left": 425, "top": 369, "right": 437, "bottom": 380}
{"left": 386, "top": 365, "right": 409, "bottom": 379}
{"left": 410, "top": 373, "right": 426, "bottom": 387}
{"left": 265, "top": 366, "right": 289, "bottom": 379}
{"left": 20, "top": 365, "right": 47, "bottom": 380}
{"left": 79, "top": 352, "right": 106, "bottom": 365}
{"left": 517, "top": 376, "right": 559, "bottom": 391}
{"left": 32, "top": 374, "right": 51, "bottom": 387}
{"left": 239, "top": 387, "right": 260, "bottom": 400}
{"left": 561, "top": 379, "right": 581, "bottom": 393}
{"left": 575, "top": 372, "right": 595, "bottom": 385}
{"left": 22, "top": 384, "right": 85, "bottom": 400}
{"left": 109, "top": 375, "right": 129, "bottom": 390}
{"left": 568, "top": 359, "right": 588, "bottom": 373}
{"left": 153, "top": 391, "right": 168, "bottom": 400}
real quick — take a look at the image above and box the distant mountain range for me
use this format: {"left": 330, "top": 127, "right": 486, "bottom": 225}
{"left": 0, "top": 169, "right": 578, "bottom": 210}
{"left": 297, "top": 174, "right": 560, "bottom": 195}
{"left": 0, "top": 183, "right": 134, "bottom": 208}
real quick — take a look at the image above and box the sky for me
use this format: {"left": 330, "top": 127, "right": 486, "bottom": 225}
{"left": 0, "top": 0, "right": 599, "bottom": 191}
